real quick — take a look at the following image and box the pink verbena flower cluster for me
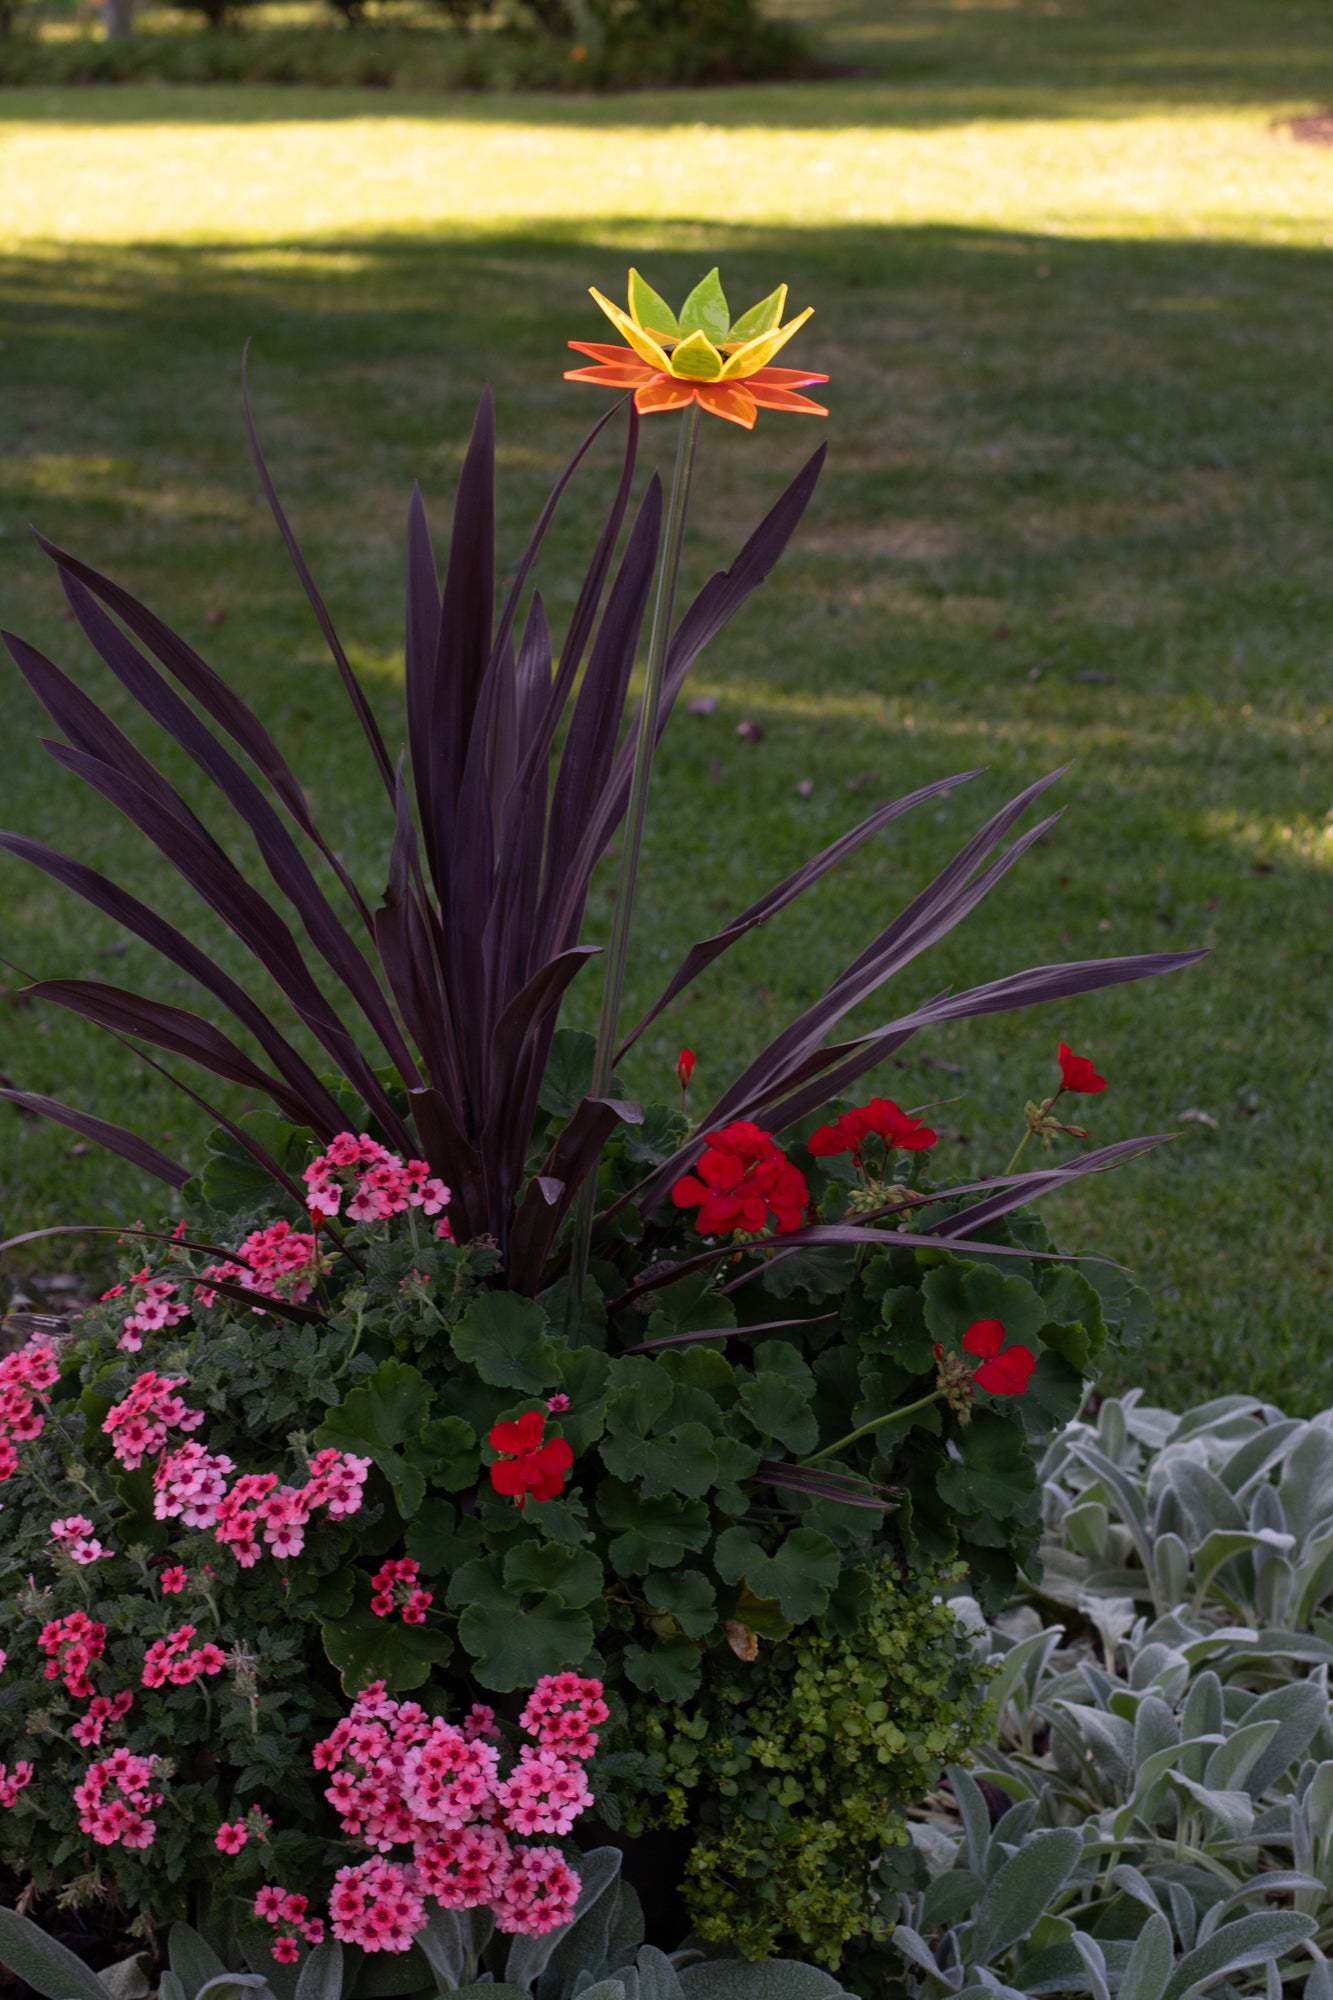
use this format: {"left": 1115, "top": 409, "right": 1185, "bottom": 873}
{"left": 39, "top": 1611, "right": 106, "bottom": 1698}
{"left": 103, "top": 1371, "right": 204, "bottom": 1471}
{"left": 255, "top": 1886, "right": 326, "bottom": 1961}
{"left": 102, "top": 1269, "right": 190, "bottom": 1353}
{"left": 0, "top": 1759, "right": 33, "bottom": 1809}
{"left": 304, "top": 1134, "right": 451, "bottom": 1235}
{"left": 519, "top": 1673, "right": 609, "bottom": 1760}
{"left": 141, "top": 1621, "right": 227, "bottom": 1689}
{"left": 72, "top": 1689, "right": 133, "bottom": 1749}
{"left": 370, "top": 1556, "right": 433, "bottom": 1625}
{"left": 196, "top": 1220, "right": 320, "bottom": 1313}
{"left": 154, "top": 1445, "right": 370, "bottom": 1568}
{"left": 51, "top": 1514, "right": 110, "bottom": 1566}
{"left": 0, "top": 1333, "right": 60, "bottom": 1482}
{"left": 262, "top": 1673, "right": 602, "bottom": 1953}
{"left": 74, "top": 1749, "right": 161, "bottom": 1849}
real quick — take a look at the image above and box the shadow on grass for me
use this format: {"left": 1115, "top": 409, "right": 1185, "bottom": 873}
{"left": 0, "top": 216, "right": 1331, "bottom": 1405}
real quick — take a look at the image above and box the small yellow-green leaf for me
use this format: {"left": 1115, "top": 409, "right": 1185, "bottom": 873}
{"left": 669, "top": 330, "right": 725, "bottom": 381}
{"left": 628, "top": 268, "right": 680, "bottom": 340}
{"left": 678, "top": 267, "right": 730, "bottom": 342}
{"left": 728, "top": 284, "right": 788, "bottom": 340}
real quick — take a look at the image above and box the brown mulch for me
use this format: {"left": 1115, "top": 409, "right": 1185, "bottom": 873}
{"left": 1280, "top": 109, "right": 1333, "bottom": 144}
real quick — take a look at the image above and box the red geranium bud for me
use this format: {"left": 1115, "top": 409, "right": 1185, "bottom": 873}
{"left": 1057, "top": 1042, "right": 1107, "bottom": 1095}
{"left": 962, "top": 1318, "right": 1036, "bottom": 1396}
{"left": 677, "top": 1048, "right": 696, "bottom": 1089}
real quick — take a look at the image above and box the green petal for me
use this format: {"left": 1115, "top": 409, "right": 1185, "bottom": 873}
{"left": 627, "top": 267, "right": 680, "bottom": 340}
{"left": 678, "top": 266, "right": 731, "bottom": 342}
{"left": 728, "top": 283, "right": 788, "bottom": 340}
{"left": 669, "top": 329, "right": 725, "bottom": 380}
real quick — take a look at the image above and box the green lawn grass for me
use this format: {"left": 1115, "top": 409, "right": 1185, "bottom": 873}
{"left": 1, "top": 0, "right": 1332, "bottom": 1409}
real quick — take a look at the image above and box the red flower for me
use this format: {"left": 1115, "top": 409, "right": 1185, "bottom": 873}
{"left": 677, "top": 1048, "right": 695, "bottom": 1090}
{"left": 808, "top": 1097, "right": 938, "bottom": 1163}
{"left": 671, "top": 1120, "right": 809, "bottom": 1237}
{"left": 962, "top": 1319, "right": 1036, "bottom": 1396}
{"left": 488, "top": 1411, "right": 575, "bottom": 1510}
{"left": 1057, "top": 1043, "right": 1107, "bottom": 1095}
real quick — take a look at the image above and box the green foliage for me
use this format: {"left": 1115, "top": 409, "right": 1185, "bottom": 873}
{"left": 614, "top": 1562, "right": 992, "bottom": 1965}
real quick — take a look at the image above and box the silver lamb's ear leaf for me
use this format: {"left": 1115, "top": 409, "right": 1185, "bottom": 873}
{"left": 168, "top": 1927, "right": 229, "bottom": 2000}
{"left": 1203, "top": 1718, "right": 1281, "bottom": 1796}
{"left": 678, "top": 1964, "right": 848, "bottom": 2000}
{"left": 1070, "top": 1935, "right": 1111, "bottom": 2000}
{"left": 99, "top": 1958, "right": 152, "bottom": 2000}
{"left": 633, "top": 1949, "right": 685, "bottom": 2000}
{"left": 294, "top": 1941, "right": 344, "bottom": 2000}
{"left": 1117, "top": 1913, "right": 1173, "bottom": 2000}
{"left": 1162, "top": 1913, "right": 1316, "bottom": 2000}
{"left": 0, "top": 1906, "right": 114, "bottom": 2000}
{"left": 1241, "top": 1680, "right": 1329, "bottom": 1795}
{"left": 418, "top": 1910, "right": 495, "bottom": 1990}
{"left": 160, "top": 1975, "right": 188, "bottom": 2000}
{"left": 193, "top": 1978, "right": 275, "bottom": 2000}
{"left": 968, "top": 1829, "right": 1084, "bottom": 1963}
{"left": 567, "top": 1986, "right": 626, "bottom": 2000}
{"left": 946, "top": 1764, "right": 994, "bottom": 1875}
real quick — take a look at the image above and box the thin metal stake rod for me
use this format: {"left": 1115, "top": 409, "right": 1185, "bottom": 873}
{"left": 567, "top": 402, "right": 702, "bottom": 1317}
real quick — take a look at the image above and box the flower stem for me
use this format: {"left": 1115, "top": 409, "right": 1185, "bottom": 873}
{"left": 805, "top": 1387, "right": 945, "bottom": 1464}
{"left": 566, "top": 402, "right": 702, "bottom": 1314}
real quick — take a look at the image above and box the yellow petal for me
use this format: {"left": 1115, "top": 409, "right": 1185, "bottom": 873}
{"left": 667, "top": 329, "right": 725, "bottom": 381}
{"left": 589, "top": 287, "right": 670, "bottom": 371}
{"left": 719, "top": 306, "right": 814, "bottom": 381}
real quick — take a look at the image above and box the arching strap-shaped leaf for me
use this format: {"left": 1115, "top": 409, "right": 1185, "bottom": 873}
{"left": 614, "top": 766, "right": 984, "bottom": 1062}
{"left": 0, "top": 1088, "right": 188, "bottom": 1188}
{"left": 53, "top": 573, "right": 417, "bottom": 1082}
{"left": 242, "top": 344, "right": 395, "bottom": 802}
{"left": 23, "top": 978, "right": 321, "bottom": 1130}
{"left": 506, "top": 1096, "right": 643, "bottom": 1294}
{"left": 0, "top": 829, "right": 347, "bottom": 1138}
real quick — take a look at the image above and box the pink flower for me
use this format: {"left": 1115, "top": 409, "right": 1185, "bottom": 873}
{"left": 160, "top": 1566, "right": 189, "bottom": 1594}
{"left": 216, "top": 1821, "right": 248, "bottom": 1854}
{"left": 271, "top": 1938, "right": 299, "bottom": 1965}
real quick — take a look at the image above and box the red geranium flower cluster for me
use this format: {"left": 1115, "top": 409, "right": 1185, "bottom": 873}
{"left": 488, "top": 1411, "right": 574, "bottom": 1509}
{"left": 963, "top": 1319, "right": 1036, "bottom": 1396}
{"left": 808, "top": 1096, "right": 937, "bottom": 1166}
{"left": 670, "top": 1120, "right": 809, "bottom": 1237}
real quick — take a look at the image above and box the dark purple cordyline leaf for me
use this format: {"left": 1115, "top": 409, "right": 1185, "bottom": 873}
{"left": 486, "top": 396, "right": 629, "bottom": 689}
{"left": 0, "top": 1089, "right": 189, "bottom": 1188}
{"left": 41, "top": 740, "right": 412, "bottom": 1152}
{"left": 506, "top": 1095, "right": 643, "bottom": 1292}
{"left": 615, "top": 767, "right": 984, "bottom": 1062}
{"left": 621, "top": 1314, "right": 831, "bottom": 1355}
{"left": 924, "top": 1134, "right": 1172, "bottom": 1240}
{"left": 0, "top": 1222, "right": 242, "bottom": 1258}
{"left": 540, "top": 477, "right": 663, "bottom": 955}
{"left": 187, "top": 1272, "right": 327, "bottom": 1327}
{"left": 0, "top": 831, "right": 346, "bottom": 1138}
{"left": 404, "top": 482, "right": 443, "bottom": 877}
{"left": 408, "top": 1085, "right": 485, "bottom": 1240}
{"left": 888, "top": 951, "right": 1207, "bottom": 1030}
{"left": 607, "top": 1220, "right": 1105, "bottom": 1316}
{"left": 485, "top": 946, "right": 601, "bottom": 1199}
{"left": 33, "top": 533, "right": 374, "bottom": 928}
{"left": 753, "top": 1461, "right": 894, "bottom": 1510}
{"left": 555, "top": 447, "right": 827, "bottom": 946}
{"left": 430, "top": 388, "right": 496, "bottom": 860}
{"left": 22, "top": 978, "right": 320, "bottom": 1130}
{"left": 53, "top": 574, "right": 418, "bottom": 1084}
{"left": 242, "top": 345, "right": 396, "bottom": 803}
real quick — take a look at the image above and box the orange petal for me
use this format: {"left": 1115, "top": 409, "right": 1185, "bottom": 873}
{"left": 564, "top": 363, "right": 658, "bottom": 387}
{"left": 745, "top": 384, "right": 829, "bottom": 416}
{"left": 567, "top": 340, "right": 654, "bottom": 370}
{"left": 695, "top": 382, "right": 758, "bottom": 430}
{"left": 633, "top": 378, "right": 698, "bottom": 415}
{"left": 747, "top": 364, "right": 831, "bottom": 389}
